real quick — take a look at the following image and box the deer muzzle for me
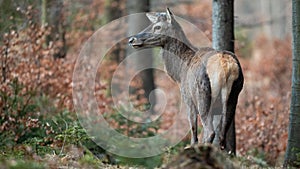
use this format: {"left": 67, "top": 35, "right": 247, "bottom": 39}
{"left": 128, "top": 37, "right": 142, "bottom": 48}
{"left": 128, "top": 33, "right": 154, "bottom": 48}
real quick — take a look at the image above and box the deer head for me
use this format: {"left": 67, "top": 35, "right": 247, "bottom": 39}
{"left": 128, "top": 8, "right": 178, "bottom": 49}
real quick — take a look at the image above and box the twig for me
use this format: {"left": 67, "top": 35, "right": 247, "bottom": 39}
{"left": 58, "top": 118, "right": 68, "bottom": 156}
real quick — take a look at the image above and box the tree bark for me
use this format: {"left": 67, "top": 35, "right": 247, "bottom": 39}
{"left": 284, "top": 0, "right": 300, "bottom": 167}
{"left": 41, "top": 0, "right": 47, "bottom": 27}
{"left": 104, "top": 0, "right": 123, "bottom": 62}
{"left": 212, "top": 0, "right": 236, "bottom": 154}
{"left": 126, "top": 0, "right": 156, "bottom": 110}
{"left": 42, "top": 0, "right": 66, "bottom": 58}
{"left": 212, "top": 0, "right": 235, "bottom": 52}
{"left": 104, "top": 0, "right": 123, "bottom": 22}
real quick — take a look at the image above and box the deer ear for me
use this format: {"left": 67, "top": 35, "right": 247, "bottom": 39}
{"left": 146, "top": 12, "right": 158, "bottom": 23}
{"left": 166, "top": 8, "right": 173, "bottom": 23}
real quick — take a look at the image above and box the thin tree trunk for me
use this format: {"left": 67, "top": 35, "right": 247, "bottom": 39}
{"left": 41, "top": 0, "right": 47, "bottom": 27}
{"left": 212, "top": 0, "right": 236, "bottom": 154}
{"left": 43, "top": 0, "right": 66, "bottom": 58}
{"left": 104, "top": 0, "right": 122, "bottom": 22}
{"left": 284, "top": 0, "right": 300, "bottom": 167}
{"left": 104, "top": 0, "right": 123, "bottom": 62}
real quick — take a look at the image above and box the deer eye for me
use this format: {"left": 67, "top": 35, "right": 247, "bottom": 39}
{"left": 154, "top": 26, "right": 161, "bottom": 30}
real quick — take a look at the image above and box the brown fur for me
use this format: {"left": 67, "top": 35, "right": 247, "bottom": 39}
{"left": 206, "top": 53, "right": 239, "bottom": 95}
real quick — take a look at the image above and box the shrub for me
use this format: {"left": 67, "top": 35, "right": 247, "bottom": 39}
{"left": 0, "top": 78, "right": 40, "bottom": 146}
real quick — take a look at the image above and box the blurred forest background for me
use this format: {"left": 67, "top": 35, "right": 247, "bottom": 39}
{"left": 0, "top": 0, "right": 292, "bottom": 168}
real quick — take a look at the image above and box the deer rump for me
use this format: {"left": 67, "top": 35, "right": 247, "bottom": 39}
{"left": 182, "top": 47, "right": 242, "bottom": 148}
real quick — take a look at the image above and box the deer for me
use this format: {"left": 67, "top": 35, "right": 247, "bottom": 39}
{"left": 128, "top": 8, "right": 244, "bottom": 151}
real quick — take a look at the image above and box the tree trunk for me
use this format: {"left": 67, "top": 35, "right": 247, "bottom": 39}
{"left": 42, "top": 0, "right": 66, "bottom": 58}
{"left": 284, "top": 0, "right": 300, "bottom": 167}
{"left": 41, "top": 0, "right": 47, "bottom": 27}
{"left": 104, "top": 0, "right": 123, "bottom": 22}
{"left": 126, "top": 0, "right": 156, "bottom": 110}
{"left": 212, "top": 0, "right": 236, "bottom": 154}
{"left": 104, "top": 0, "right": 123, "bottom": 62}
{"left": 212, "top": 0, "right": 235, "bottom": 52}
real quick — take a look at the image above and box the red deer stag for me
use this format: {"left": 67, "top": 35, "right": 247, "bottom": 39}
{"left": 128, "top": 8, "right": 243, "bottom": 151}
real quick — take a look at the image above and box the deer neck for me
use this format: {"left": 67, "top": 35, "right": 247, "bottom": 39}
{"left": 161, "top": 34, "right": 196, "bottom": 83}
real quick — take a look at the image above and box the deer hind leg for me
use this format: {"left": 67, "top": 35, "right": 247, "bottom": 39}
{"left": 218, "top": 86, "right": 230, "bottom": 149}
{"left": 197, "top": 78, "right": 215, "bottom": 144}
{"left": 220, "top": 76, "right": 243, "bottom": 151}
{"left": 200, "top": 107, "right": 215, "bottom": 144}
{"left": 186, "top": 101, "right": 198, "bottom": 145}
{"left": 219, "top": 80, "right": 240, "bottom": 150}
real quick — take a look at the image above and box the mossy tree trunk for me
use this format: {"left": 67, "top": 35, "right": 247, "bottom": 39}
{"left": 41, "top": 0, "right": 47, "bottom": 27}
